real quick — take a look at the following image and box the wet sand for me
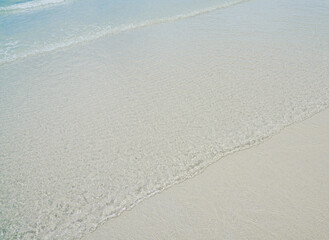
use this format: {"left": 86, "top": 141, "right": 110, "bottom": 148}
{"left": 86, "top": 108, "right": 329, "bottom": 240}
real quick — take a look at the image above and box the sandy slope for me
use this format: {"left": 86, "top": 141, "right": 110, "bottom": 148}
{"left": 85, "top": 108, "right": 329, "bottom": 240}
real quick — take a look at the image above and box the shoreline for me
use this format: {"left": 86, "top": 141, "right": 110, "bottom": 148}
{"left": 1, "top": 0, "right": 329, "bottom": 238}
{"left": 85, "top": 108, "right": 329, "bottom": 240}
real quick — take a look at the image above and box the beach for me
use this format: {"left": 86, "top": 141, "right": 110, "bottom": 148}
{"left": 85, "top": 108, "right": 329, "bottom": 240}
{"left": 1, "top": 0, "right": 329, "bottom": 239}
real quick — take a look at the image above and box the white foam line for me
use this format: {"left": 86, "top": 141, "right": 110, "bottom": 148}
{"left": 0, "top": 0, "right": 69, "bottom": 12}
{"left": 0, "top": 0, "right": 250, "bottom": 66}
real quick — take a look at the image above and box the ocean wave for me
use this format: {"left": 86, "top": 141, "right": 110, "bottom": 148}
{"left": 0, "top": 0, "right": 249, "bottom": 65}
{"left": 0, "top": 0, "right": 70, "bottom": 13}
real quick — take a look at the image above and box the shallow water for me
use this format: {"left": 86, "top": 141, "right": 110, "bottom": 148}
{"left": 1, "top": 0, "right": 329, "bottom": 239}
{"left": 0, "top": 0, "right": 246, "bottom": 65}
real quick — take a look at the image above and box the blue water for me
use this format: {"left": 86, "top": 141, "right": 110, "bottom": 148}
{"left": 0, "top": 0, "right": 33, "bottom": 7}
{"left": 0, "top": 0, "right": 246, "bottom": 64}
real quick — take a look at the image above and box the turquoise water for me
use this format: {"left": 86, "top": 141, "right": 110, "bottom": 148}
{"left": 0, "top": 0, "right": 33, "bottom": 7}
{"left": 1, "top": 0, "right": 329, "bottom": 240}
{"left": 0, "top": 0, "right": 246, "bottom": 64}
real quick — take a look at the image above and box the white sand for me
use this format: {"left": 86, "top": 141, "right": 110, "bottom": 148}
{"left": 85, "top": 108, "right": 329, "bottom": 240}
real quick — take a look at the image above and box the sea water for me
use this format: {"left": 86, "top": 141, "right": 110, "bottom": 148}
{"left": 0, "top": 0, "right": 248, "bottom": 65}
{"left": 1, "top": 0, "right": 329, "bottom": 239}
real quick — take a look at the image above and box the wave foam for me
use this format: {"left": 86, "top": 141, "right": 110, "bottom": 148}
{"left": 0, "top": 0, "right": 70, "bottom": 12}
